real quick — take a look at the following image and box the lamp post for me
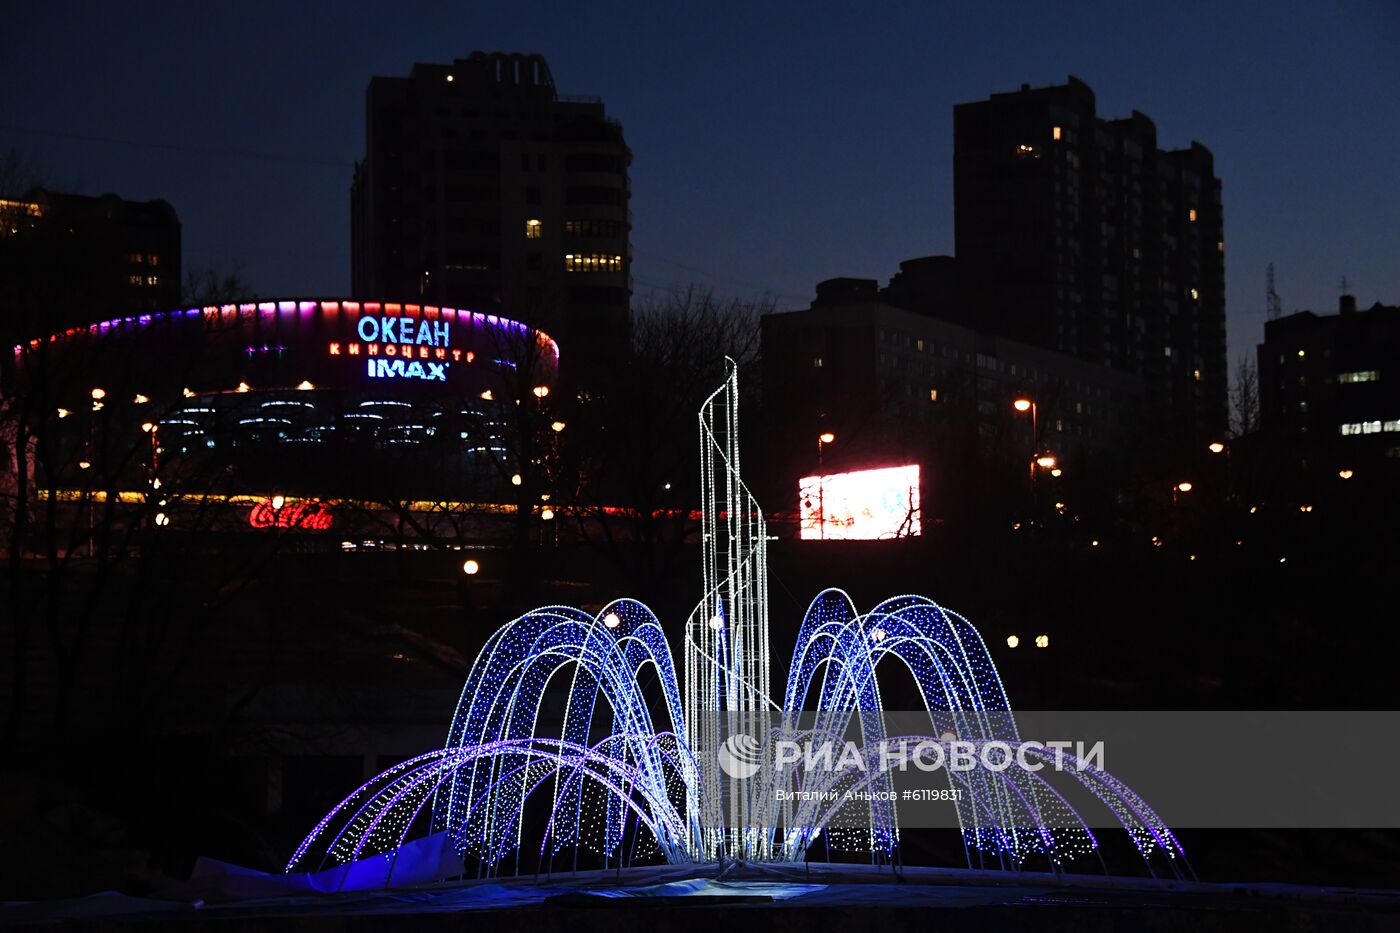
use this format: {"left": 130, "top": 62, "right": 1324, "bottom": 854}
{"left": 817, "top": 431, "right": 834, "bottom": 537}
{"left": 1012, "top": 397, "right": 1037, "bottom": 481}
{"left": 1207, "top": 440, "right": 1234, "bottom": 503}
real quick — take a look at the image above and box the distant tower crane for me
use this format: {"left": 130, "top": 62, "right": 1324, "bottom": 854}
{"left": 1266, "top": 263, "right": 1282, "bottom": 320}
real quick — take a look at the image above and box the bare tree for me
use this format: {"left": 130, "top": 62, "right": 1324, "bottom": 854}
{"left": 1230, "top": 354, "right": 1260, "bottom": 438}
{"left": 563, "top": 286, "right": 768, "bottom": 605}
{"left": 183, "top": 262, "right": 257, "bottom": 306}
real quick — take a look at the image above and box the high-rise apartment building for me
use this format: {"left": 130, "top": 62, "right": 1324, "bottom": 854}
{"left": 953, "top": 77, "right": 1227, "bottom": 447}
{"left": 0, "top": 189, "right": 181, "bottom": 340}
{"left": 351, "top": 52, "right": 631, "bottom": 380}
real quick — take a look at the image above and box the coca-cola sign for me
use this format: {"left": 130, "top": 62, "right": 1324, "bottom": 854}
{"left": 248, "top": 497, "right": 334, "bottom": 531}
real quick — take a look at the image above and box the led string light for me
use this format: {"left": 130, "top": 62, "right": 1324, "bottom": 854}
{"left": 288, "top": 360, "right": 1191, "bottom": 883}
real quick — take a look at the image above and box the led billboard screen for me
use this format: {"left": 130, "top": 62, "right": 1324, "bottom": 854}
{"left": 798, "top": 465, "right": 921, "bottom": 540}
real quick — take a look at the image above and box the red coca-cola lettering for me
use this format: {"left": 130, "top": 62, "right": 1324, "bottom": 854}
{"left": 248, "top": 498, "right": 334, "bottom": 531}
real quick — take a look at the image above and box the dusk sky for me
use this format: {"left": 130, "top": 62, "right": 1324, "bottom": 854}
{"left": 4, "top": 1, "right": 1398, "bottom": 366}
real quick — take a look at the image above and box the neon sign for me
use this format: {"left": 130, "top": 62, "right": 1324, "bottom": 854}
{"left": 367, "top": 359, "right": 447, "bottom": 381}
{"left": 248, "top": 498, "right": 334, "bottom": 531}
{"left": 329, "top": 313, "right": 474, "bottom": 380}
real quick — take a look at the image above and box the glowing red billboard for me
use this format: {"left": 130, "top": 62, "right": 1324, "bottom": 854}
{"left": 798, "top": 465, "right": 921, "bottom": 540}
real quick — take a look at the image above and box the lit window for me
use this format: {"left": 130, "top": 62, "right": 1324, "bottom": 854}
{"left": 1217, "top": 241, "right": 1225, "bottom": 253}
{"left": 1190, "top": 287, "right": 1199, "bottom": 300}
{"left": 564, "top": 253, "right": 623, "bottom": 273}
{"left": 525, "top": 218, "right": 541, "bottom": 239}
{"left": 1339, "top": 371, "right": 1379, "bottom": 383}
{"left": 1052, "top": 125, "right": 1062, "bottom": 141}
{"left": 916, "top": 338, "right": 924, "bottom": 352}
{"left": 1189, "top": 209, "right": 1198, "bottom": 222}
{"left": 813, "top": 356, "right": 824, "bottom": 368}
{"left": 149, "top": 254, "right": 159, "bottom": 266}
{"left": 128, "top": 253, "right": 144, "bottom": 264}
{"left": 147, "top": 276, "right": 159, "bottom": 286}
{"left": 1193, "top": 369, "right": 1201, "bottom": 382}
{"left": 1164, "top": 347, "right": 1173, "bottom": 358}
{"left": 1297, "top": 350, "right": 1306, "bottom": 359}
{"left": 129, "top": 275, "right": 143, "bottom": 286}
{"left": 1387, "top": 420, "right": 1400, "bottom": 432}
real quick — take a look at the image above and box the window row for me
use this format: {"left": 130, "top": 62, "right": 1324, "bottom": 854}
{"left": 1340, "top": 420, "right": 1400, "bottom": 436}
{"left": 564, "top": 253, "right": 623, "bottom": 273}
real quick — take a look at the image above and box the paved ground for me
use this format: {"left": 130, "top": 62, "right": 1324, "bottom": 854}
{"left": 6, "top": 861, "right": 1399, "bottom": 930}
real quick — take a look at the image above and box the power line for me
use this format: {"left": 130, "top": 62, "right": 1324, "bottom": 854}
{"left": 632, "top": 247, "right": 808, "bottom": 302}
{"left": 1, "top": 125, "right": 353, "bottom": 169}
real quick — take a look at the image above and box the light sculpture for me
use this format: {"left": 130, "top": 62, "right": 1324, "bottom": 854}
{"left": 289, "top": 358, "right": 1190, "bottom": 885}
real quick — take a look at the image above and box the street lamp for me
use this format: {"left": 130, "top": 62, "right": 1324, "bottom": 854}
{"left": 462, "top": 559, "right": 480, "bottom": 575}
{"left": 1207, "top": 441, "right": 1226, "bottom": 454}
{"left": 1012, "top": 397, "right": 1038, "bottom": 480}
{"left": 818, "top": 431, "right": 835, "bottom": 466}
{"left": 1176, "top": 482, "right": 1193, "bottom": 493}
{"left": 1338, "top": 469, "right": 1354, "bottom": 480}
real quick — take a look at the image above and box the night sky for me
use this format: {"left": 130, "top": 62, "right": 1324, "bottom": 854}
{"left": 4, "top": 1, "right": 1398, "bottom": 366}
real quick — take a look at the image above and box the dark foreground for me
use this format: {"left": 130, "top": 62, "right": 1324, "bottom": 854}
{"left": 5, "top": 861, "right": 1399, "bottom": 931}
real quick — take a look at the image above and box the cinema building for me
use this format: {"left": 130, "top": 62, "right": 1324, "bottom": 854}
{"left": 11, "top": 299, "right": 560, "bottom": 545}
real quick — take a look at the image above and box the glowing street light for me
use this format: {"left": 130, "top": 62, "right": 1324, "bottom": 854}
{"left": 1050, "top": 468, "right": 1063, "bottom": 477}
{"left": 510, "top": 473, "right": 522, "bottom": 486}
{"left": 1034, "top": 634, "right": 1049, "bottom": 649}
{"left": 154, "top": 512, "right": 170, "bottom": 527}
{"left": 141, "top": 422, "right": 156, "bottom": 433}
{"left": 1176, "top": 482, "right": 1193, "bottom": 493}
{"left": 818, "top": 432, "right": 835, "bottom": 466}
{"left": 56, "top": 408, "right": 71, "bottom": 419}
{"left": 541, "top": 507, "right": 555, "bottom": 521}
{"left": 134, "top": 393, "right": 150, "bottom": 404}
{"left": 551, "top": 421, "right": 566, "bottom": 432}
{"left": 1036, "top": 454, "right": 1057, "bottom": 469}
{"left": 603, "top": 613, "right": 621, "bottom": 629}
{"left": 1207, "top": 441, "right": 1226, "bottom": 454}
{"left": 462, "top": 559, "right": 480, "bottom": 575}
{"left": 90, "top": 388, "right": 106, "bottom": 400}
{"left": 819, "top": 432, "right": 836, "bottom": 444}
{"left": 532, "top": 385, "right": 550, "bottom": 399}
{"left": 297, "top": 380, "right": 315, "bottom": 391}
{"left": 1338, "top": 469, "right": 1354, "bottom": 480}
{"left": 1006, "top": 635, "right": 1020, "bottom": 648}
{"left": 1012, "top": 398, "right": 1032, "bottom": 413}
{"left": 78, "top": 459, "right": 92, "bottom": 470}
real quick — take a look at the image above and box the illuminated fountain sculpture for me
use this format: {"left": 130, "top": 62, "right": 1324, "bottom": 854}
{"left": 288, "top": 359, "right": 1190, "bottom": 882}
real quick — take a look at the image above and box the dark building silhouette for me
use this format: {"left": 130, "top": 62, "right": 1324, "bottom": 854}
{"left": 0, "top": 189, "right": 181, "bottom": 340}
{"left": 1258, "top": 293, "right": 1400, "bottom": 460}
{"left": 953, "top": 77, "right": 1226, "bottom": 449}
{"left": 350, "top": 52, "right": 631, "bottom": 381}
{"left": 761, "top": 264, "right": 1144, "bottom": 516}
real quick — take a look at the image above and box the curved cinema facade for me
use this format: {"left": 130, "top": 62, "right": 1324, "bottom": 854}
{"left": 15, "top": 300, "right": 560, "bottom": 535}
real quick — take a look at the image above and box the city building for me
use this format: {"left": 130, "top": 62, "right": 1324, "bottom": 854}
{"left": 351, "top": 52, "right": 631, "bottom": 383}
{"left": 953, "top": 77, "right": 1226, "bottom": 449}
{"left": 12, "top": 299, "right": 559, "bottom": 540}
{"left": 1258, "top": 293, "right": 1400, "bottom": 460}
{"left": 0, "top": 189, "right": 181, "bottom": 340}
{"left": 760, "top": 268, "right": 1145, "bottom": 520}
